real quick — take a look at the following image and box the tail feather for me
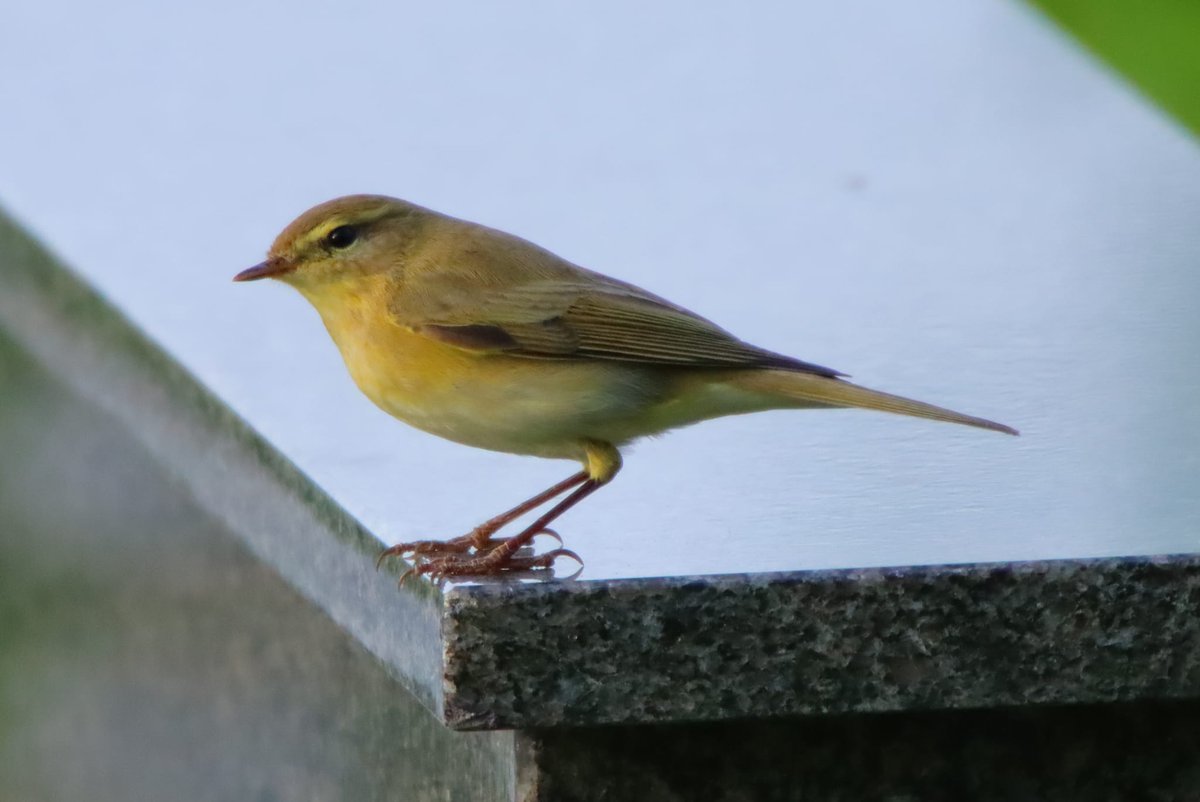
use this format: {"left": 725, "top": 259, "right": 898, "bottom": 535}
{"left": 738, "top": 370, "right": 1018, "bottom": 436}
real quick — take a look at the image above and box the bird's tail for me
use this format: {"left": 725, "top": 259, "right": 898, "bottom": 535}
{"left": 734, "top": 370, "right": 1018, "bottom": 436}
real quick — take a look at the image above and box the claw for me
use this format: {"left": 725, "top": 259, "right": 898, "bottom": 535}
{"left": 376, "top": 545, "right": 403, "bottom": 570}
{"left": 535, "top": 547, "right": 583, "bottom": 569}
{"left": 533, "top": 528, "right": 564, "bottom": 548}
{"left": 520, "top": 547, "right": 584, "bottom": 580}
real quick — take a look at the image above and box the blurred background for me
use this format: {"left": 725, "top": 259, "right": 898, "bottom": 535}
{"left": 1031, "top": 0, "right": 1200, "bottom": 136}
{"left": 4, "top": 0, "right": 1197, "bottom": 572}
{"left": 2, "top": 0, "right": 1199, "bottom": 797}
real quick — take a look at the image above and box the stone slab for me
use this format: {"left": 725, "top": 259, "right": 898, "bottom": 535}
{"left": 445, "top": 555, "right": 1200, "bottom": 728}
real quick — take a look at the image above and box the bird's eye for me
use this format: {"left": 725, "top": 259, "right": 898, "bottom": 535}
{"left": 325, "top": 225, "right": 358, "bottom": 249}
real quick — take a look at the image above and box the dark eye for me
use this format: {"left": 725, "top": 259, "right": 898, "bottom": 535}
{"left": 325, "top": 225, "right": 358, "bottom": 249}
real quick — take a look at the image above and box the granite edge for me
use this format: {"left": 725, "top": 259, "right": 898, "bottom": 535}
{"left": 442, "top": 553, "right": 1200, "bottom": 729}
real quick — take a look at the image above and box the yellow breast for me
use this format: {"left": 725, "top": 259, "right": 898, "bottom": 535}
{"left": 297, "top": 275, "right": 668, "bottom": 459}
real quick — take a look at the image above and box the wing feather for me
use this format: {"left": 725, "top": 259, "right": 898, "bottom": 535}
{"left": 388, "top": 226, "right": 841, "bottom": 377}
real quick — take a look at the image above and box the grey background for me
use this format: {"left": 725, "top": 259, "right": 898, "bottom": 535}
{"left": 0, "top": 330, "right": 517, "bottom": 801}
{"left": 3, "top": 0, "right": 1199, "bottom": 580}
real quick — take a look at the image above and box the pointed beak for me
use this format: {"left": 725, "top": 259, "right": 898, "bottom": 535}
{"left": 233, "top": 258, "right": 293, "bottom": 282}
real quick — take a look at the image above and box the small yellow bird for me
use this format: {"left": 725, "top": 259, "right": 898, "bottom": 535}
{"left": 235, "top": 195, "right": 1016, "bottom": 579}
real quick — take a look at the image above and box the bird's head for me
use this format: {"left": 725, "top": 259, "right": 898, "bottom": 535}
{"left": 234, "top": 195, "right": 429, "bottom": 292}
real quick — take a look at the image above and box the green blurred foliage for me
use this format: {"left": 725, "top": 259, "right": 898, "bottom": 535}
{"left": 1031, "top": 0, "right": 1200, "bottom": 137}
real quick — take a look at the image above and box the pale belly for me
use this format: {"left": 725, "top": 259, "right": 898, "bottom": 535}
{"left": 366, "top": 357, "right": 670, "bottom": 459}
{"left": 329, "top": 320, "right": 672, "bottom": 458}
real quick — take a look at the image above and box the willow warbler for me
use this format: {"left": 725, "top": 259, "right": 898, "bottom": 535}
{"left": 235, "top": 195, "right": 1016, "bottom": 579}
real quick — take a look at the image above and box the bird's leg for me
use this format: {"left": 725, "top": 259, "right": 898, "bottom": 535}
{"left": 413, "top": 441, "right": 622, "bottom": 579}
{"left": 376, "top": 470, "right": 589, "bottom": 565}
{"left": 461, "top": 470, "right": 588, "bottom": 550}
{"left": 414, "top": 479, "right": 603, "bottom": 579}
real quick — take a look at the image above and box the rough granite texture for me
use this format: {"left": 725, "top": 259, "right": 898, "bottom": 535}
{"left": 443, "top": 556, "right": 1200, "bottom": 730}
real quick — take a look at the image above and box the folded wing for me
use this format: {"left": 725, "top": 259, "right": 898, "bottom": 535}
{"left": 388, "top": 236, "right": 841, "bottom": 377}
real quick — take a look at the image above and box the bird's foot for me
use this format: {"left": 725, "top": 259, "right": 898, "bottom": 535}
{"left": 378, "top": 528, "right": 566, "bottom": 573}
{"left": 377, "top": 524, "right": 565, "bottom": 566}
{"left": 402, "top": 545, "right": 583, "bottom": 584}
{"left": 376, "top": 535, "right": 471, "bottom": 568}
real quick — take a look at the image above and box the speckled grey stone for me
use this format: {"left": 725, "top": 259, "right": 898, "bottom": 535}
{"left": 443, "top": 557, "right": 1200, "bottom": 729}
